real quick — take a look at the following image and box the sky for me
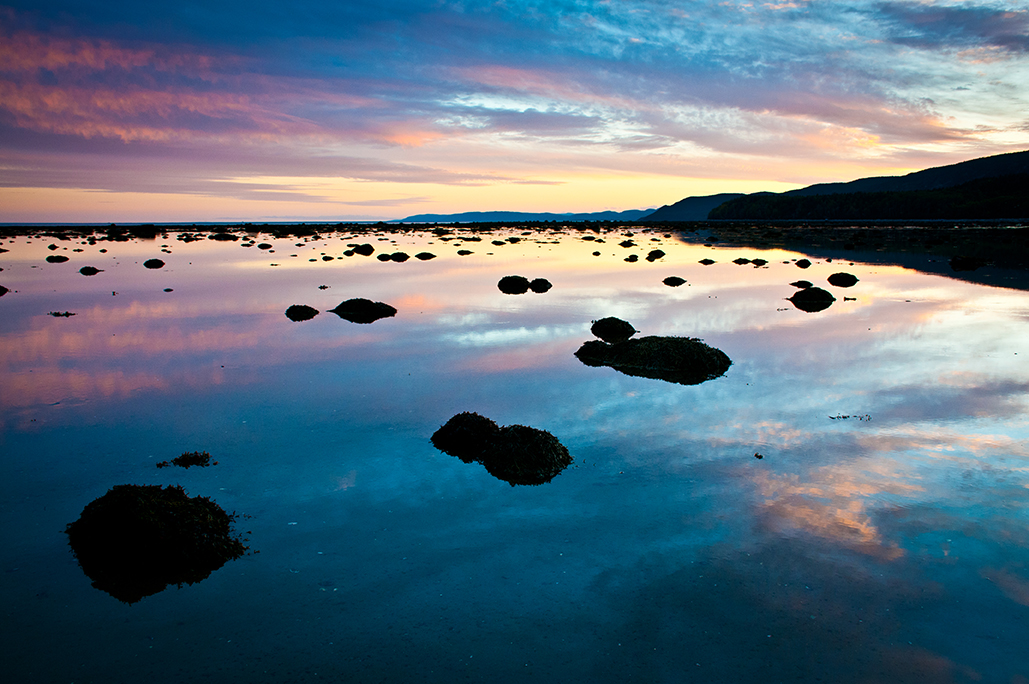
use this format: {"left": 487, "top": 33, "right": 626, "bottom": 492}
{"left": 1, "top": 0, "right": 1028, "bottom": 223}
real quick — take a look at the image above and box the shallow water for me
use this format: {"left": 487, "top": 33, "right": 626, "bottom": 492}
{"left": 2, "top": 227, "right": 1028, "bottom": 683}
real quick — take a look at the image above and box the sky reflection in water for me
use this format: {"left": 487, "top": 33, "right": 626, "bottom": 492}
{"left": 2, "top": 227, "right": 1028, "bottom": 683}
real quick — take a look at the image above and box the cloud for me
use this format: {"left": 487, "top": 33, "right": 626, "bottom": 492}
{"left": 874, "top": 2, "right": 1029, "bottom": 54}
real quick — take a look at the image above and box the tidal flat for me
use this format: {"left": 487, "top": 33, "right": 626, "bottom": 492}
{"left": 2, "top": 222, "right": 1028, "bottom": 683}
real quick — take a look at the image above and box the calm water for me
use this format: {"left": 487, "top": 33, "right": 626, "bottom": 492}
{"left": 2, "top": 227, "right": 1028, "bottom": 683}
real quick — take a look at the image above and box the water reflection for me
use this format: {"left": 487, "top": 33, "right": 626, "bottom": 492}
{"left": 2, "top": 225, "right": 1029, "bottom": 682}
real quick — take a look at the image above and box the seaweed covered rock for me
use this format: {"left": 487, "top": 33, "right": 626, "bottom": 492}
{"left": 590, "top": 317, "right": 637, "bottom": 343}
{"left": 46, "top": 255, "right": 69, "bottom": 263}
{"left": 143, "top": 259, "right": 165, "bottom": 269}
{"left": 788, "top": 286, "right": 835, "bottom": 312}
{"left": 646, "top": 249, "right": 665, "bottom": 262}
{"left": 827, "top": 272, "right": 859, "bottom": 288}
{"left": 498, "top": 275, "right": 531, "bottom": 294}
{"left": 285, "top": 304, "right": 319, "bottom": 322}
{"left": 795, "top": 259, "right": 812, "bottom": 269}
{"left": 415, "top": 252, "right": 437, "bottom": 261}
{"left": 353, "top": 244, "right": 374, "bottom": 256}
{"left": 65, "top": 484, "right": 248, "bottom": 603}
{"left": 0, "top": 285, "right": 8, "bottom": 297}
{"left": 79, "top": 266, "right": 103, "bottom": 276}
{"left": 529, "top": 278, "right": 552, "bottom": 293}
{"left": 663, "top": 276, "right": 686, "bottom": 287}
{"left": 699, "top": 258, "right": 715, "bottom": 265}
{"left": 789, "top": 280, "right": 813, "bottom": 289}
{"left": 430, "top": 412, "right": 500, "bottom": 463}
{"left": 575, "top": 336, "right": 732, "bottom": 386}
{"left": 329, "top": 298, "right": 397, "bottom": 323}
{"left": 430, "top": 413, "right": 572, "bottom": 486}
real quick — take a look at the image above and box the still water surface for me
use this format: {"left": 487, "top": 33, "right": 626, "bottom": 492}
{"left": 2, "top": 227, "right": 1028, "bottom": 682}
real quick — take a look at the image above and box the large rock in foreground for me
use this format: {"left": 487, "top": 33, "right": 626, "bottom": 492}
{"left": 329, "top": 298, "right": 397, "bottom": 323}
{"left": 575, "top": 336, "right": 732, "bottom": 385}
{"left": 65, "top": 484, "right": 248, "bottom": 603}
{"left": 431, "top": 412, "right": 572, "bottom": 486}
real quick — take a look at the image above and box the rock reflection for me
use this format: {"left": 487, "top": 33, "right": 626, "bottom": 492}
{"left": 285, "top": 304, "right": 320, "bottom": 322}
{"left": 328, "top": 298, "right": 397, "bottom": 323}
{"left": 431, "top": 412, "right": 572, "bottom": 486}
{"left": 788, "top": 286, "right": 835, "bottom": 312}
{"left": 65, "top": 484, "right": 248, "bottom": 603}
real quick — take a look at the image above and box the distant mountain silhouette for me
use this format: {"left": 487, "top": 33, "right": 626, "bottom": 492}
{"left": 394, "top": 209, "right": 653, "bottom": 223}
{"left": 641, "top": 193, "right": 746, "bottom": 221}
{"left": 648, "top": 149, "right": 1029, "bottom": 221}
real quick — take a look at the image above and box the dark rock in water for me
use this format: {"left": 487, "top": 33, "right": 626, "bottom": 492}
{"left": 343, "top": 250, "right": 355, "bottom": 257}
{"left": 492, "top": 240, "right": 506, "bottom": 246}
{"left": 619, "top": 240, "right": 635, "bottom": 248}
{"left": 285, "top": 304, "right": 319, "bottom": 322}
{"left": 591, "top": 317, "right": 637, "bottom": 343}
{"left": 788, "top": 286, "right": 835, "bottom": 312}
{"left": 751, "top": 258, "right": 768, "bottom": 267}
{"left": 795, "top": 259, "right": 812, "bottom": 269}
{"left": 430, "top": 412, "right": 500, "bottom": 463}
{"left": 646, "top": 249, "right": 666, "bottom": 262}
{"left": 46, "top": 255, "right": 70, "bottom": 263}
{"left": 498, "top": 275, "right": 531, "bottom": 294}
{"left": 156, "top": 451, "right": 216, "bottom": 469}
{"left": 790, "top": 280, "right": 813, "bottom": 289}
{"left": 415, "top": 252, "right": 437, "bottom": 261}
{"left": 431, "top": 413, "right": 572, "bottom": 486}
{"left": 49, "top": 311, "right": 76, "bottom": 317}
{"left": 0, "top": 285, "right": 8, "bottom": 297}
{"left": 353, "top": 244, "right": 374, "bottom": 256}
{"left": 163, "top": 288, "right": 173, "bottom": 292}
{"left": 624, "top": 254, "right": 639, "bottom": 262}
{"left": 322, "top": 255, "right": 334, "bottom": 261}
{"left": 733, "top": 257, "right": 751, "bottom": 265}
{"left": 143, "top": 259, "right": 165, "bottom": 269}
{"left": 457, "top": 250, "right": 473, "bottom": 256}
{"left": 663, "top": 276, "right": 686, "bottom": 287}
{"left": 827, "top": 272, "right": 858, "bottom": 288}
{"left": 210, "top": 232, "right": 238, "bottom": 241}
{"left": 257, "top": 243, "right": 273, "bottom": 250}
{"left": 699, "top": 258, "right": 715, "bottom": 265}
{"left": 390, "top": 252, "right": 410, "bottom": 262}
{"left": 506, "top": 237, "right": 521, "bottom": 244}
{"left": 575, "top": 336, "right": 732, "bottom": 386}
{"left": 592, "top": 251, "right": 601, "bottom": 256}
{"left": 376, "top": 253, "right": 391, "bottom": 261}
{"left": 79, "top": 266, "right": 103, "bottom": 276}
{"left": 950, "top": 255, "right": 984, "bottom": 272}
{"left": 65, "top": 484, "right": 248, "bottom": 603}
{"left": 329, "top": 298, "right": 397, "bottom": 324}
{"left": 529, "top": 278, "right": 552, "bottom": 293}
{"left": 48, "top": 244, "right": 59, "bottom": 251}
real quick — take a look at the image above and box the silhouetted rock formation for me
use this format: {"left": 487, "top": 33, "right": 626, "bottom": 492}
{"left": 788, "top": 286, "right": 835, "bottom": 312}
{"left": 46, "top": 255, "right": 69, "bottom": 263}
{"left": 498, "top": 275, "right": 531, "bottom": 294}
{"left": 795, "top": 259, "right": 812, "bottom": 268}
{"left": 328, "top": 298, "right": 397, "bottom": 323}
{"left": 156, "top": 451, "right": 216, "bottom": 469}
{"left": 575, "top": 336, "right": 732, "bottom": 385}
{"left": 529, "top": 278, "right": 552, "bottom": 293}
{"left": 144, "top": 259, "right": 165, "bottom": 269}
{"left": 663, "top": 276, "right": 686, "bottom": 287}
{"left": 790, "top": 280, "right": 813, "bottom": 289}
{"left": 79, "top": 266, "right": 103, "bottom": 276}
{"left": 646, "top": 249, "right": 666, "bottom": 262}
{"left": 699, "top": 258, "right": 715, "bottom": 265}
{"left": 591, "top": 317, "right": 637, "bottom": 343}
{"left": 415, "top": 252, "right": 437, "bottom": 260}
{"left": 827, "top": 272, "right": 859, "bottom": 287}
{"left": 353, "top": 244, "right": 374, "bottom": 256}
{"left": 65, "top": 484, "right": 248, "bottom": 603}
{"left": 0, "top": 285, "right": 8, "bottom": 297}
{"left": 285, "top": 304, "right": 319, "bottom": 322}
{"left": 431, "top": 412, "right": 572, "bottom": 486}
{"left": 390, "top": 252, "right": 410, "bottom": 262}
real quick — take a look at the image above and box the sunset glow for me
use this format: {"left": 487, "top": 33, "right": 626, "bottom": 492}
{"left": 2, "top": 1, "right": 1028, "bottom": 222}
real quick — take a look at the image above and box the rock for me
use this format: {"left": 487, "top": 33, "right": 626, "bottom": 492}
{"left": 492, "top": 240, "right": 506, "bottom": 246}
{"left": 257, "top": 243, "right": 273, "bottom": 250}
{"left": 789, "top": 280, "right": 813, "bottom": 289}
{"left": 321, "top": 255, "right": 334, "bottom": 261}
{"left": 592, "top": 251, "right": 601, "bottom": 256}
{"left": 529, "top": 278, "right": 552, "bottom": 293}
{"left": 285, "top": 304, "right": 319, "bottom": 322}
{"left": 390, "top": 252, "right": 410, "bottom": 262}
{"left": 48, "top": 244, "right": 59, "bottom": 250}
{"left": 457, "top": 250, "right": 473, "bottom": 256}
{"left": 699, "top": 258, "right": 715, "bottom": 265}
{"left": 663, "top": 276, "right": 686, "bottom": 287}
{"left": 590, "top": 317, "right": 637, "bottom": 343}
{"left": 506, "top": 237, "right": 521, "bottom": 244}
{"left": 65, "top": 484, "right": 248, "bottom": 603}
{"left": 575, "top": 336, "right": 732, "bottom": 386}
{"left": 49, "top": 311, "right": 76, "bottom": 317}
{"left": 430, "top": 413, "right": 572, "bottom": 486}
{"left": 498, "top": 275, "right": 531, "bottom": 294}
{"left": 210, "top": 232, "right": 238, "bottom": 241}
{"left": 156, "top": 451, "right": 215, "bottom": 469}
{"left": 751, "top": 258, "right": 768, "bottom": 267}
{"left": 788, "top": 286, "right": 835, "bottom": 312}
{"left": 646, "top": 249, "right": 666, "bottom": 262}
{"left": 624, "top": 254, "right": 639, "bottom": 263}
{"left": 795, "top": 259, "right": 812, "bottom": 269}
{"left": 376, "top": 253, "right": 391, "bottom": 261}
{"left": 79, "top": 266, "right": 103, "bottom": 276}
{"left": 733, "top": 257, "right": 751, "bottom": 265}
{"left": 328, "top": 298, "right": 397, "bottom": 324}
{"left": 143, "top": 259, "right": 165, "bottom": 269}
{"left": 619, "top": 240, "right": 635, "bottom": 248}
{"left": 353, "top": 244, "right": 375, "bottom": 256}
{"left": 415, "top": 252, "right": 437, "bottom": 261}
{"left": 0, "top": 285, "right": 8, "bottom": 297}
{"left": 827, "top": 272, "right": 858, "bottom": 287}
{"left": 46, "top": 255, "right": 69, "bottom": 263}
